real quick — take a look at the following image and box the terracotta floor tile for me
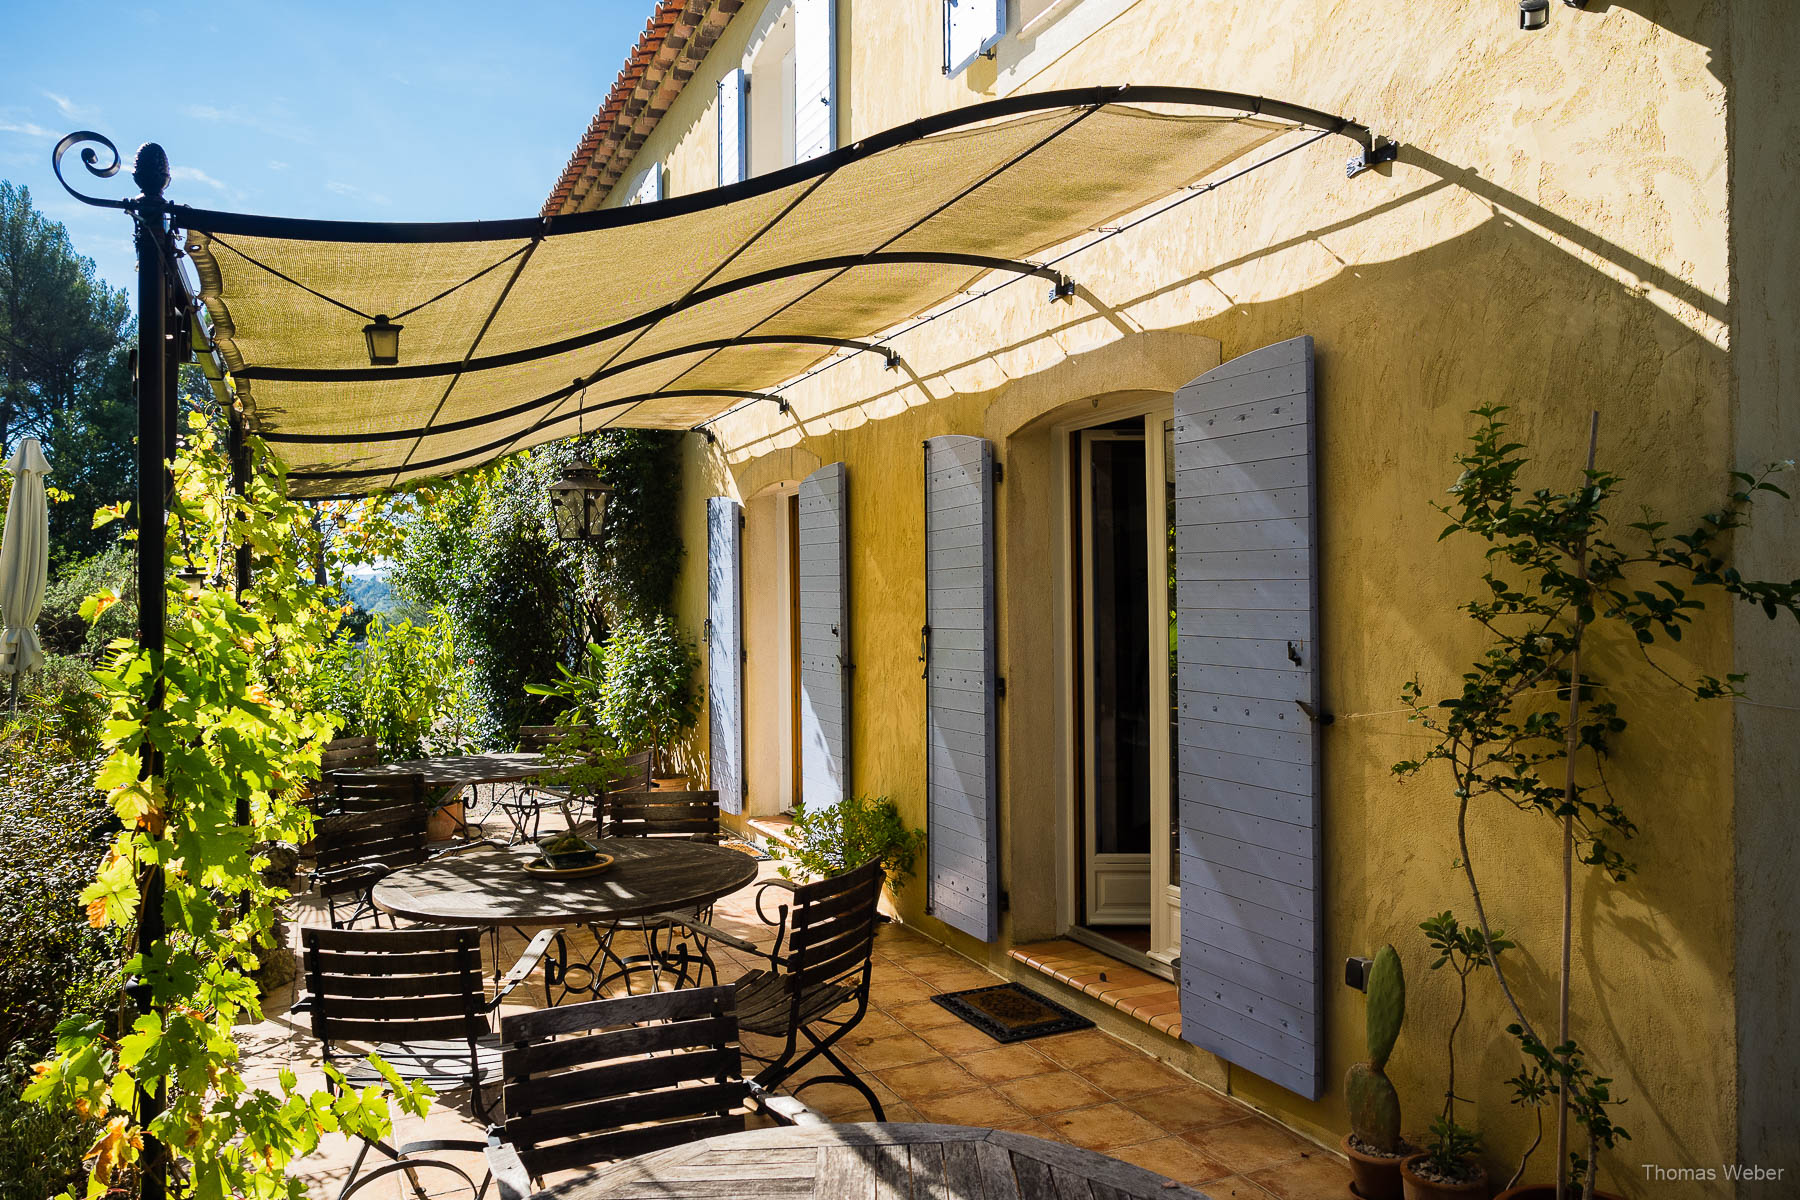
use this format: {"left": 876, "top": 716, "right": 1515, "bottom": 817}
{"left": 959, "top": 1044, "right": 1058, "bottom": 1083}
{"left": 996, "top": 1070, "right": 1112, "bottom": 1116}
{"left": 1078, "top": 1054, "right": 1194, "bottom": 1099}
{"left": 1043, "top": 1101, "right": 1167, "bottom": 1152}
{"left": 1107, "top": 1135, "right": 1237, "bottom": 1186}
{"left": 873, "top": 1057, "right": 982, "bottom": 1101}
{"left": 880, "top": 998, "right": 962, "bottom": 1029}
{"left": 1190, "top": 1176, "right": 1278, "bottom": 1199}
{"left": 1033, "top": 1028, "right": 1136, "bottom": 1070}
{"left": 848, "top": 1010, "right": 905, "bottom": 1040}
{"left": 845, "top": 1032, "right": 941, "bottom": 1070}
{"left": 916, "top": 968, "right": 1001, "bottom": 992}
{"left": 914, "top": 1087, "right": 1035, "bottom": 1129}
{"left": 1248, "top": 1154, "right": 1352, "bottom": 1200}
{"left": 1124, "top": 1084, "right": 1250, "bottom": 1133}
{"left": 871, "top": 974, "right": 939, "bottom": 1004}
{"left": 916, "top": 1020, "right": 1005, "bottom": 1055}
{"left": 1186, "top": 1117, "right": 1314, "bottom": 1174}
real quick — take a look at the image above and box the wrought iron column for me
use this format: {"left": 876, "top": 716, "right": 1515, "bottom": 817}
{"left": 132, "top": 141, "right": 172, "bottom": 1200}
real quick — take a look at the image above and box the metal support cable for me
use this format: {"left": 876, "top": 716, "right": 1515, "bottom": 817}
{"left": 695, "top": 128, "right": 1336, "bottom": 435}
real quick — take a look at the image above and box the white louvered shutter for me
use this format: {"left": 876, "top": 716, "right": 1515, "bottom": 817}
{"left": 924, "top": 435, "right": 1000, "bottom": 941}
{"left": 792, "top": 0, "right": 836, "bottom": 162}
{"left": 717, "top": 68, "right": 747, "bottom": 185}
{"left": 1174, "top": 336, "right": 1324, "bottom": 1099}
{"left": 628, "top": 163, "right": 662, "bottom": 206}
{"left": 943, "top": 0, "right": 1005, "bottom": 77}
{"left": 797, "top": 462, "right": 850, "bottom": 807}
{"left": 707, "top": 497, "right": 745, "bottom": 814}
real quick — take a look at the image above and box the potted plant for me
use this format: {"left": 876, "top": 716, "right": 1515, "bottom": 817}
{"left": 1399, "top": 914, "right": 1506, "bottom": 1200}
{"left": 772, "top": 794, "right": 926, "bottom": 896}
{"left": 1395, "top": 409, "right": 1800, "bottom": 1198}
{"left": 1343, "top": 945, "right": 1410, "bottom": 1200}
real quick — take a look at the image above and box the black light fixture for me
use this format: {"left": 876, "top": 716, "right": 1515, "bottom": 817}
{"left": 1520, "top": 0, "right": 1549, "bottom": 29}
{"left": 548, "top": 467, "right": 613, "bottom": 543}
{"left": 363, "top": 314, "right": 402, "bottom": 365}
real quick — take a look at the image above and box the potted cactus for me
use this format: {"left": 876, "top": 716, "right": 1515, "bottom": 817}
{"left": 1343, "top": 944, "right": 1410, "bottom": 1200}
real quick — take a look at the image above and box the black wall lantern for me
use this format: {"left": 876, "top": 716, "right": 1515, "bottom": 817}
{"left": 548, "top": 467, "right": 613, "bottom": 542}
{"left": 363, "top": 315, "right": 403, "bottom": 365}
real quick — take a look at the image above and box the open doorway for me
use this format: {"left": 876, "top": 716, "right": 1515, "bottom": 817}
{"left": 743, "top": 482, "right": 803, "bottom": 817}
{"left": 1068, "top": 411, "right": 1180, "bottom": 975}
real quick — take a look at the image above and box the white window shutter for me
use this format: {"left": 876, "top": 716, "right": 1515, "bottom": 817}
{"left": 792, "top": 0, "right": 836, "bottom": 162}
{"left": 1174, "top": 336, "right": 1324, "bottom": 1100}
{"left": 628, "top": 163, "right": 662, "bottom": 206}
{"left": 924, "top": 435, "right": 1000, "bottom": 942}
{"left": 943, "top": 0, "right": 1005, "bottom": 77}
{"left": 717, "top": 68, "right": 747, "bottom": 185}
{"left": 707, "top": 498, "right": 745, "bottom": 814}
{"left": 797, "top": 462, "right": 850, "bottom": 807}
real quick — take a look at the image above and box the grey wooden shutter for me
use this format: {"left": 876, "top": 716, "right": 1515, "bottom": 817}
{"left": 943, "top": 0, "right": 1005, "bottom": 77}
{"left": 628, "top": 163, "right": 662, "bottom": 206}
{"left": 792, "top": 0, "right": 836, "bottom": 162}
{"left": 1174, "top": 336, "right": 1323, "bottom": 1099}
{"left": 924, "top": 436, "right": 1000, "bottom": 941}
{"left": 707, "top": 497, "right": 745, "bottom": 815}
{"left": 718, "top": 68, "right": 747, "bottom": 185}
{"left": 797, "top": 462, "right": 850, "bottom": 808}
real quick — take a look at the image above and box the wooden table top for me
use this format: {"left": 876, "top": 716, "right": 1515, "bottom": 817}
{"left": 371, "top": 838, "right": 760, "bottom": 927}
{"left": 359, "top": 752, "right": 558, "bottom": 787}
{"left": 538, "top": 1122, "right": 1212, "bottom": 1199}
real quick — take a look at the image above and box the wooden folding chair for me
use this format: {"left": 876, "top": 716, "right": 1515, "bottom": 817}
{"left": 483, "top": 986, "right": 823, "bottom": 1200}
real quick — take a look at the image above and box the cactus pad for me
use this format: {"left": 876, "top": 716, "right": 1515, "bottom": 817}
{"left": 1365, "top": 944, "right": 1405, "bottom": 1068}
{"left": 1346, "top": 1061, "right": 1403, "bottom": 1152}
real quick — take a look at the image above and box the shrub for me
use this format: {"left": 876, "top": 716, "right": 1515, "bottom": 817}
{"left": 0, "top": 1040, "right": 98, "bottom": 1200}
{"left": 37, "top": 542, "right": 135, "bottom": 658}
{"left": 527, "top": 615, "right": 699, "bottom": 771}
{"left": 0, "top": 735, "right": 120, "bottom": 1053}
{"left": 774, "top": 795, "right": 926, "bottom": 892}
{"left": 308, "top": 611, "right": 477, "bottom": 758}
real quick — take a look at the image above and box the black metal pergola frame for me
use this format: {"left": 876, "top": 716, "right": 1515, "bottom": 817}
{"left": 48, "top": 82, "right": 1391, "bottom": 1197}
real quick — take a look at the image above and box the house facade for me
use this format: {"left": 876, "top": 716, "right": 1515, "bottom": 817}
{"left": 547, "top": 2, "right": 1797, "bottom": 1192}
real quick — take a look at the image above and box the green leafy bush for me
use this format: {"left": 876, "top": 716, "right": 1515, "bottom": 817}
{"left": 0, "top": 1040, "right": 99, "bottom": 1200}
{"left": 527, "top": 614, "right": 699, "bottom": 770}
{"left": 0, "top": 734, "right": 120, "bottom": 1053}
{"left": 774, "top": 795, "right": 926, "bottom": 892}
{"left": 308, "top": 611, "right": 477, "bottom": 758}
{"left": 38, "top": 543, "right": 136, "bottom": 658}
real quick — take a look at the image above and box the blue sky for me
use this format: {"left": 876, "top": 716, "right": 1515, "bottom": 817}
{"left": 2, "top": 1, "right": 651, "bottom": 301}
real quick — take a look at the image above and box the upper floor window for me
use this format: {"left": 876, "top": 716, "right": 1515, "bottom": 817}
{"left": 726, "top": 0, "right": 836, "bottom": 185}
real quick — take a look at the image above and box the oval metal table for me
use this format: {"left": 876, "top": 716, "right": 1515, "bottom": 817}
{"left": 533, "top": 1122, "right": 1215, "bottom": 1199}
{"left": 372, "top": 839, "right": 759, "bottom": 1004}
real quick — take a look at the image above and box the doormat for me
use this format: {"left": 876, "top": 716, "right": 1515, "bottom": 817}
{"left": 930, "top": 982, "right": 1094, "bottom": 1044}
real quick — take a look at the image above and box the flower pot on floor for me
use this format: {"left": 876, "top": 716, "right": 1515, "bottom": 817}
{"left": 652, "top": 776, "right": 692, "bottom": 791}
{"left": 1494, "top": 1188, "right": 1623, "bottom": 1200}
{"left": 1344, "top": 1134, "right": 1410, "bottom": 1200}
{"left": 1401, "top": 1153, "right": 1487, "bottom": 1200}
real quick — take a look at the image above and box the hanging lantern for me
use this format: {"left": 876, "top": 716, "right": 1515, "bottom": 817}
{"left": 548, "top": 468, "right": 612, "bottom": 542}
{"left": 362, "top": 315, "right": 403, "bottom": 365}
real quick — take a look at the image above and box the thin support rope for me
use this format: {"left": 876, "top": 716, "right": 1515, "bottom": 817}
{"left": 207, "top": 233, "right": 531, "bottom": 324}
{"left": 695, "top": 127, "right": 1335, "bottom": 434}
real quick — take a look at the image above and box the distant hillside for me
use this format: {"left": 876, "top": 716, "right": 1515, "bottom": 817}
{"left": 342, "top": 574, "right": 395, "bottom": 615}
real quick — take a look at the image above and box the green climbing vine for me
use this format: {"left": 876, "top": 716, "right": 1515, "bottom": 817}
{"left": 22, "top": 405, "right": 430, "bottom": 1199}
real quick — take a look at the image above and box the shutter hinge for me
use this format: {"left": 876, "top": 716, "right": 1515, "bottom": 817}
{"left": 999, "top": 890, "right": 1011, "bottom": 913}
{"left": 992, "top": 460, "right": 1004, "bottom": 484}
{"left": 996, "top": 677, "right": 1007, "bottom": 699}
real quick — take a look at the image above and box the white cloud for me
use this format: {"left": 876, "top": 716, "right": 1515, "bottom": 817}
{"left": 325, "top": 180, "right": 390, "bottom": 206}
{"left": 42, "top": 92, "right": 94, "bottom": 120}
{"left": 172, "top": 165, "right": 229, "bottom": 191}
{"left": 0, "top": 119, "right": 56, "bottom": 139}
{"left": 268, "top": 160, "right": 289, "bottom": 171}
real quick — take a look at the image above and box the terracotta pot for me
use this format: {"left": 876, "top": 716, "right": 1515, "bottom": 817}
{"left": 1400, "top": 1153, "right": 1488, "bottom": 1200}
{"left": 1343, "top": 1134, "right": 1409, "bottom": 1200}
{"left": 1494, "top": 1188, "right": 1623, "bottom": 1200}
{"left": 652, "top": 776, "right": 692, "bottom": 791}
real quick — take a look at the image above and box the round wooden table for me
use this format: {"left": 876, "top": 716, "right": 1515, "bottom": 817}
{"left": 372, "top": 839, "right": 760, "bottom": 1003}
{"left": 537, "top": 1122, "right": 1214, "bottom": 1199}
{"left": 360, "top": 752, "right": 562, "bottom": 840}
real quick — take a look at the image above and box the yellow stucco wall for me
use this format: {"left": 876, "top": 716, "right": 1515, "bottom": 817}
{"left": 611, "top": 3, "right": 1791, "bottom": 1195}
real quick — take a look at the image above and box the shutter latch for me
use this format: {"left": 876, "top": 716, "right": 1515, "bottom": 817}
{"left": 919, "top": 624, "right": 931, "bottom": 679}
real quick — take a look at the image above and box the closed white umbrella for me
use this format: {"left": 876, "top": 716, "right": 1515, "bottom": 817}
{"left": 1, "top": 437, "right": 51, "bottom": 709}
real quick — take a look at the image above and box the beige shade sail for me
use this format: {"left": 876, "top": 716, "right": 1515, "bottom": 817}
{"left": 180, "top": 89, "right": 1370, "bottom": 497}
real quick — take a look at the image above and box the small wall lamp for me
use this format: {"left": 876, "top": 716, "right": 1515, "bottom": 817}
{"left": 363, "top": 315, "right": 403, "bottom": 366}
{"left": 1519, "top": 0, "right": 1549, "bottom": 29}
{"left": 547, "top": 468, "right": 613, "bottom": 542}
